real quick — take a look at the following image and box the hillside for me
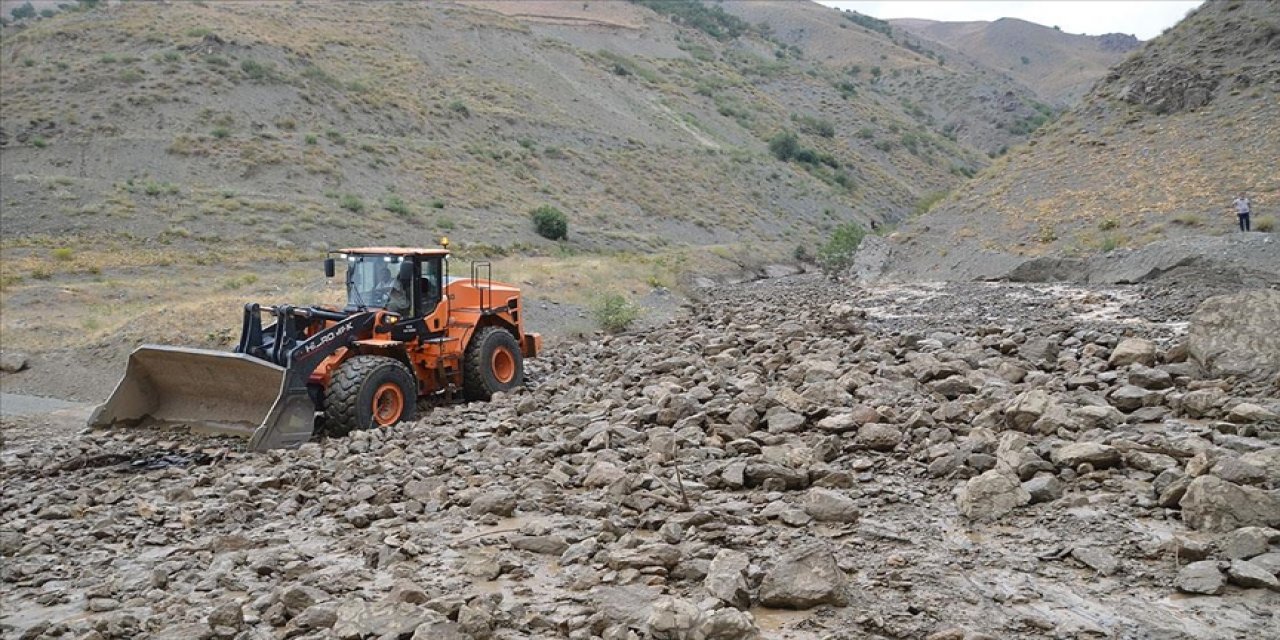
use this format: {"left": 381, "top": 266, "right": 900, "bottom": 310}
{"left": 891, "top": 17, "right": 1140, "bottom": 105}
{"left": 889, "top": 0, "right": 1280, "bottom": 281}
{"left": 0, "top": 0, "right": 1070, "bottom": 358}
{"left": 719, "top": 1, "right": 1059, "bottom": 156}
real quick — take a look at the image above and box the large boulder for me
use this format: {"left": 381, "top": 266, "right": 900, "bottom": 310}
{"left": 1239, "top": 448, "right": 1280, "bottom": 482}
{"left": 804, "top": 488, "right": 860, "bottom": 523}
{"left": 704, "top": 549, "right": 751, "bottom": 609}
{"left": 696, "top": 608, "right": 760, "bottom": 640}
{"left": 645, "top": 597, "right": 701, "bottom": 639}
{"left": 1175, "top": 561, "right": 1225, "bottom": 595}
{"left": 1108, "top": 338, "right": 1157, "bottom": 368}
{"left": 757, "top": 545, "right": 847, "bottom": 609}
{"left": 956, "top": 470, "right": 1031, "bottom": 521}
{"left": 0, "top": 351, "right": 28, "bottom": 373}
{"left": 1051, "top": 443, "right": 1121, "bottom": 469}
{"left": 1180, "top": 475, "right": 1280, "bottom": 532}
{"left": 1004, "top": 390, "right": 1053, "bottom": 431}
{"left": 1188, "top": 290, "right": 1280, "bottom": 380}
{"left": 333, "top": 599, "right": 446, "bottom": 639}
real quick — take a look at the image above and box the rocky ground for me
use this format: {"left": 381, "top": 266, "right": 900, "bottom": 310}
{"left": 2, "top": 274, "right": 1279, "bottom": 640}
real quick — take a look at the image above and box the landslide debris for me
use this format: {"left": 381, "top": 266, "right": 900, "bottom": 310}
{"left": 2, "top": 275, "right": 1278, "bottom": 639}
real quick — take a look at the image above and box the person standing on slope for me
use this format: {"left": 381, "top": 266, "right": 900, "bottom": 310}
{"left": 1232, "top": 194, "right": 1252, "bottom": 232}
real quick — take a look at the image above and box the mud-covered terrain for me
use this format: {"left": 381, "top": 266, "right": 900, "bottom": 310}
{"left": 2, "top": 275, "right": 1278, "bottom": 640}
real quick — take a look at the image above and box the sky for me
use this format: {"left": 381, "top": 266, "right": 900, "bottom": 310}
{"left": 816, "top": 1, "right": 1205, "bottom": 40}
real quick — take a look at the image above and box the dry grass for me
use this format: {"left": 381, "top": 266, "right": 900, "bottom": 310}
{"left": 0, "top": 245, "right": 766, "bottom": 353}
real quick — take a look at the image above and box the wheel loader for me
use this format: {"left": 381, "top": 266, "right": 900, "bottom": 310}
{"left": 89, "top": 244, "right": 541, "bottom": 451}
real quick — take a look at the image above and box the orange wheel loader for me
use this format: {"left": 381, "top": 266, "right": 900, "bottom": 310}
{"left": 88, "top": 245, "right": 541, "bottom": 451}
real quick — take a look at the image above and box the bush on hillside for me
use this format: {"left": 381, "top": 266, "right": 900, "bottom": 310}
{"left": 768, "top": 131, "right": 799, "bottom": 162}
{"left": 531, "top": 205, "right": 568, "bottom": 240}
{"left": 592, "top": 293, "right": 641, "bottom": 333}
{"left": 631, "top": 0, "right": 750, "bottom": 40}
{"left": 816, "top": 222, "right": 866, "bottom": 274}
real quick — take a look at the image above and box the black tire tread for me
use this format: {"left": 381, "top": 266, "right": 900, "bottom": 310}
{"left": 323, "top": 355, "right": 416, "bottom": 436}
{"left": 463, "top": 326, "right": 523, "bottom": 401}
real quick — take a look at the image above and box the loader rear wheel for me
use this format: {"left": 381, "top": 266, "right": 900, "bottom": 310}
{"left": 463, "top": 327, "right": 524, "bottom": 401}
{"left": 324, "top": 355, "right": 417, "bottom": 436}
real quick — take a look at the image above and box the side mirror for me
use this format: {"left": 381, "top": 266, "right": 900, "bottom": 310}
{"left": 323, "top": 258, "right": 336, "bottom": 278}
{"left": 397, "top": 260, "right": 414, "bottom": 282}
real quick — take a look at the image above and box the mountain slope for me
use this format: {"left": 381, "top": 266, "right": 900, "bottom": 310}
{"left": 890, "top": 17, "right": 1140, "bottom": 105}
{"left": 0, "top": 1, "right": 978, "bottom": 264}
{"left": 720, "top": 1, "right": 1058, "bottom": 156}
{"left": 0, "top": 0, "right": 1065, "bottom": 353}
{"left": 889, "top": 0, "right": 1280, "bottom": 280}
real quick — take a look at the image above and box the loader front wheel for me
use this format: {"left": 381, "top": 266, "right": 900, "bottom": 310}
{"left": 324, "top": 355, "right": 417, "bottom": 436}
{"left": 464, "top": 327, "right": 524, "bottom": 401}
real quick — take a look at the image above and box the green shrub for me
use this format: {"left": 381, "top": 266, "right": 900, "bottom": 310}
{"left": 304, "top": 133, "right": 318, "bottom": 145}
{"left": 31, "top": 136, "right": 47, "bottom": 148}
{"left": 793, "top": 244, "right": 812, "bottom": 263}
{"left": 768, "top": 131, "right": 799, "bottom": 161}
{"left": 52, "top": 247, "right": 74, "bottom": 261}
{"left": 833, "top": 81, "right": 857, "bottom": 99}
{"left": 240, "top": 59, "right": 273, "bottom": 80}
{"left": 592, "top": 293, "right": 641, "bottom": 333}
{"left": 630, "top": 0, "right": 749, "bottom": 40}
{"left": 141, "top": 181, "right": 178, "bottom": 196}
{"left": 1098, "top": 217, "right": 1119, "bottom": 231}
{"left": 339, "top": 194, "right": 364, "bottom": 213}
{"left": 430, "top": 199, "right": 446, "bottom": 209}
{"left": 383, "top": 195, "right": 410, "bottom": 216}
{"left": 913, "top": 191, "right": 948, "bottom": 216}
{"left": 1255, "top": 215, "right": 1276, "bottom": 232}
{"left": 301, "top": 65, "right": 339, "bottom": 87}
{"left": 843, "top": 11, "right": 891, "bottom": 36}
{"left": 531, "top": 205, "right": 568, "bottom": 240}
{"left": 211, "top": 127, "right": 229, "bottom": 139}
{"left": 793, "top": 114, "right": 835, "bottom": 138}
{"left": 816, "top": 222, "right": 866, "bottom": 273}
{"left": 11, "top": 2, "right": 35, "bottom": 20}
{"left": 447, "top": 100, "right": 470, "bottom": 117}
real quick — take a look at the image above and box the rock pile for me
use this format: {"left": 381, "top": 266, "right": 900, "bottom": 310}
{"left": 2, "top": 276, "right": 1277, "bottom": 639}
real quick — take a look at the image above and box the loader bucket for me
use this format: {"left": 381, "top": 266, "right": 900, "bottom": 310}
{"left": 88, "top": 345, "right": 317, "bottom": 451}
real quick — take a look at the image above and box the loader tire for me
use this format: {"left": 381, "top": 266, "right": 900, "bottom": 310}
{"left": 324, "top": 355, "right": 417, "bottom": 436}
{"left": 463, "top": 326, "right": 524, "bottom": 401}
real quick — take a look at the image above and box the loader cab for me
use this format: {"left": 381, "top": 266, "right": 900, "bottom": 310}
{"left": 333, "top": 249, "right": 446, "bottom": 320}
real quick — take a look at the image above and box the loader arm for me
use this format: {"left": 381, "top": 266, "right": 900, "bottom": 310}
{"left": 247, "top": 310, "right": 378, "bottom": 450}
